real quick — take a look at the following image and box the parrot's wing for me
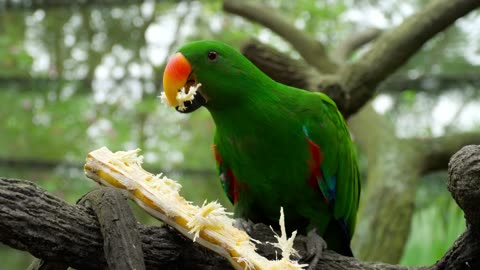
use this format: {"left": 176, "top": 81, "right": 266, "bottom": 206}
{"left": 303, "top": 92, "right": 361, "bottom": 243}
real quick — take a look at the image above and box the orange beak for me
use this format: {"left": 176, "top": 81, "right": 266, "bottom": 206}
{"left": 163, "top": 52, "right": 192, "bottom": 106}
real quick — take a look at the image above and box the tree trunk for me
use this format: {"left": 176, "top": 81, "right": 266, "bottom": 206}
{"left": 349, "top": 105, "right": 422, "bottom": 262}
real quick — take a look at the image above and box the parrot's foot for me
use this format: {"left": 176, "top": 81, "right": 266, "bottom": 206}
{"left": 233, "top": 218, "right": 256, "bottom": 235}
{"left": 296, "top": 229, "right": 326, "bottom": 270}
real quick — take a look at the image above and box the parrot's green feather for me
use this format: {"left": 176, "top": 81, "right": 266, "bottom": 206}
{"left": 175, "top": 40, "right": 360, "bottom": 256}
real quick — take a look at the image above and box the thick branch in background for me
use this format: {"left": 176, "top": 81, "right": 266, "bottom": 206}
{"left": 380, "top": 73, "right": 480, "bottom": 94}
{"left": 349, "top": 105, "right": 421, "bottom": 262}
{"left": 339, "top": 0, "right": 480, "bottom": 116}
{"left": 241, "top": 40, "right": 312, "bottom": 90}
{"left": 332, "top": 27, "right": 383, "bottom": 63}
{"left": 223, "top": 0, "right": 338, "bottom": 73}
{"left": 419, "top": 132, "right": 480, "bottom": 173}
{"left": 227, "top": 0, "right": 480, "bottom": 117}
{"left": 240, "top": 41, "right": 480, "bottom": 97}
{"left": 1, "top": 145, "right": 480, "bottom": 269}
{"left": 240, "top": 39, "right": 348, "bottom": 107}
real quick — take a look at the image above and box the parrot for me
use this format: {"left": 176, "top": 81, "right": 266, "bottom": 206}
{"left": 162, "top": 40, "right": 360, "bottom": 257}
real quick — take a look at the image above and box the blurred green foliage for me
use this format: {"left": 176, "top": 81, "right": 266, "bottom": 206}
{"left": 401, "top": 173, "right": 465, "bottom": 265}
{"left": 0, "top": 0, "right": 478, "bottom": 268}
{"left": 401, "top": 196, "right": 465, "bottom": 265}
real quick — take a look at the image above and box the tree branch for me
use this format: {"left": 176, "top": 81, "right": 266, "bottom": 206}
{"left": 77, "top": 187, "right": 146, "bottom": 270}
{"left": 380, "top": 73, "right": 480, "bottom": 93}
{"left": 231, "top": 0, "right": 480, "bottom": 118}
{"left": 349, "top": 104, "right": 421, "bottom": 262}
{"left": 223, "top": 0, "right": 338, "bottom": 73}
{"left": 332, "top": 27, "right": 383, "bottom": 63}
{"left": 418, "top": 132, "right": 480, "bottom": 173}
{"left": 0, "top": 178, "right": 231, "bottom": 269}
{"left": 339, "top": 0, "right": 480, "bottom": 116}
{"left": 448, "top": 145, "right": 480, "bottom": 229}
{"left": 240, "top": 39, "right": 312, "bottom": 90}
{"left": 2, "top": 143, "right": 480, "bottom": 270}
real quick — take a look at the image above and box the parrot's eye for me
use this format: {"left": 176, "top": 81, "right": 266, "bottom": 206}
{"left": 207, "top": 51, "right": 219, "bottom": 62}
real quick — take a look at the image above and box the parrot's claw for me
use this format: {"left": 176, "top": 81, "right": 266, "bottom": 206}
{"left": 295, "top": 229, "right": 326, "bottom": 270}
{"left": 233, "top": 218, "right": 256, "bottom": 235}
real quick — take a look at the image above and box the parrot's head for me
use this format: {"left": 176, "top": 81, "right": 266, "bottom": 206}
{"left": 162, "top": 40, "right": 269, "bottom": 113}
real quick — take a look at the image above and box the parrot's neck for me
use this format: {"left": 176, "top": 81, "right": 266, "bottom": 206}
{"left": 207, "top": 83, "right": 299, "bottom": 137}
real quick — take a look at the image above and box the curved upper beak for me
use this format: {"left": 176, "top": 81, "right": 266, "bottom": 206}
{"left": 163, "top": 52, "right": 192, "bottom": 106}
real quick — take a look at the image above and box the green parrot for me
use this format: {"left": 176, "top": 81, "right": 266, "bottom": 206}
{"left": 163, "top": 40, "right": 360, "bottom": 256}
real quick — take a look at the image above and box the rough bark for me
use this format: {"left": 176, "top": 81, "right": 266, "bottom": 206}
{"left": 448, "top": 145, "right": 480, "bottom": 229}
{"left": 27, "top": 260, "right": 68, "bottom": 270}
{"left": 438, "top": 145, "right": 480, "bottom": 269}
{"left": 0, "top": 178, "right": 231, "bottom": 270}
{"left": 77, "top": 188, "right": 146, "bottom": 270}
{"left": 1, "top": 145, "right": 480, "bottom": 269}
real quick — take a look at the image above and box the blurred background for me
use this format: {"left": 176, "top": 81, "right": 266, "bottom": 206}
{"left": 0, "top": 0, "right": 479, "bottom": 268}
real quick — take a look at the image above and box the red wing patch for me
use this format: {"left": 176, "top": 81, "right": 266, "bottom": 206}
{"left": 307, "top": 137, "right": 324, "bottom": 190}
{"left": 213, "top": 144, "right": 242, "bottom": 204}
{"left": 226, "top": 168, "right": 239, "bottom": 204}
{"left": 212, "top": 144, "right": 223, "bottom": 164}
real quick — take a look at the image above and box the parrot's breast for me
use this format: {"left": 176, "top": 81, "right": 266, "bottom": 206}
{"left": 214, "top": 118, "right": 330, "bottom": 232}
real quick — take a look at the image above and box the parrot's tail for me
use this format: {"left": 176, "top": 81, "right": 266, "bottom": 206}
{"left": 323, "top": 218, "right": 354, "bottom": 257}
